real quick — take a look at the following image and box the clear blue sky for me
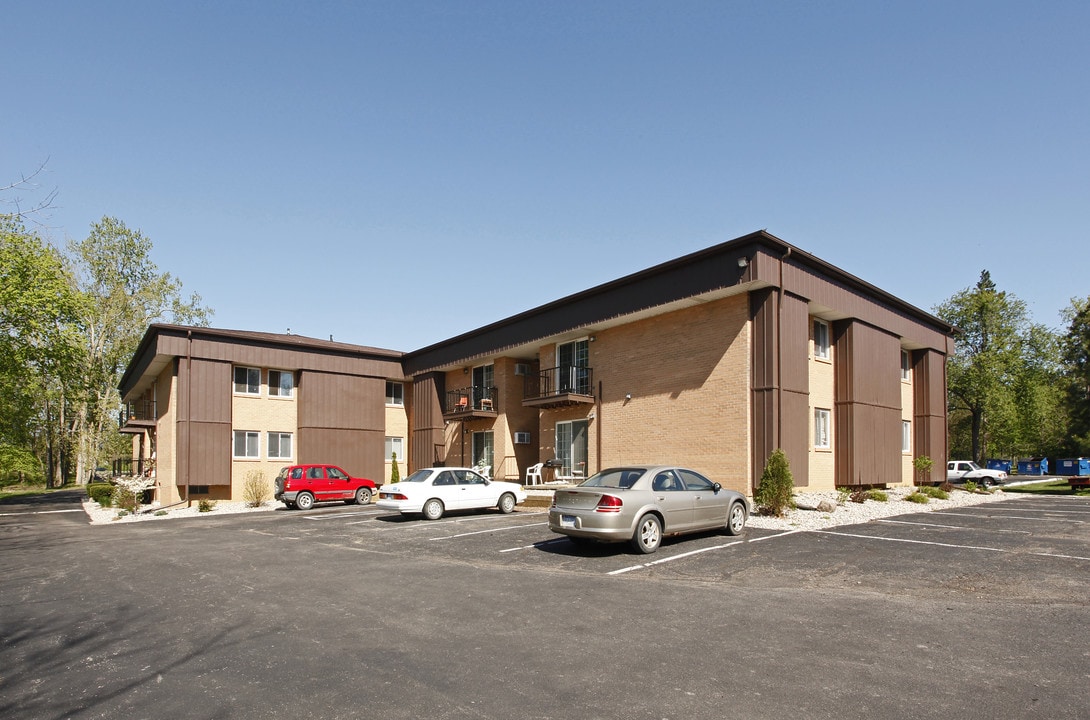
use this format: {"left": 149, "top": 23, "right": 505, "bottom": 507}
{"left": 6, "top": 1, "right": 1088, "bottom": 351}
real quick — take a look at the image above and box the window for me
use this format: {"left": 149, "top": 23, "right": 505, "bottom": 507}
{"left": 813, "top": 320, "right": 830, "bottom": 360}
{"left": 233, "top": 366, "right": 260, "bottom": 395}
{"left": 472, "top": 365, "right": 494, "bottom": 409}
{"left": 902, "top": 421, "right": 912, "bottom": 453}
{"left": 556, "top": 420, "right": 588, "bottom": 477}
{"left": 386, "top": 381, "right": 404, "bottom": 406}
{"left": 901, "top": 350, "right": 911, "bottom": 381}
{"left": 385, "top": 436, "right": 404, "bottom": 461}
{"left": 269, "top": 370, "right": 294, "bottom": 397}
{"left": 814, "top": 409, "right": 831, "bottom": 449}
{"left": 557, "top": 339, "right": 590, "bottom": 394}
{"left": 268, "top": 432, "right": 293, "bottom": 459}
{"left": 233, "top": 430, "right": 259, "bottom": 458}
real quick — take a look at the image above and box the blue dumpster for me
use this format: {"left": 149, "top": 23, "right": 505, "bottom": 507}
{"left": 985, "top": 459, "right": 1012, "bottom": 474}
{"left": 1016, "top": 458, "right": 1049, "bottom": 475}
{"left": 1056, "top": 458, "right": 1090, "bottom": 476}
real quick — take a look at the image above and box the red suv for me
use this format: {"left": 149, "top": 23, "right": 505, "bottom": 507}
{"left": 274, "top": 464, "right": 378, "bottom": 510}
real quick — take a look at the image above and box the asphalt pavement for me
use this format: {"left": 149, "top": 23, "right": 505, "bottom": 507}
{"left": 1, "top": 490, "right": 1087, "bottom": 719}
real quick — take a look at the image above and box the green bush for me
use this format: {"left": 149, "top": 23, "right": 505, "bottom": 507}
{"left": 836, "top": 487, "right": 851, "bottom": 505}
{"left": 88, "top": 483, "right": 114, "bottom": 506}
{"left": 919, "top": 485, "right": 948, "bottom": 500}
{"left": 904, "top": 492, "right": 929, "bottom": 504}
{"left": 390, "top": 452, "right": 400, "bottom": 484}
{"left": 864, "top": 489, "right": 888, "bottom": 502}
{"left": 154, "top": 510, "right": 168, "bottom": 516}
{"left": 964, "top": 480, "right": 979, "bottom": 493}
{"left": 198, "top": 498, "right": 216, "bottom": 512}
{"left": 754, "top": 449, "right": 795, "bottom": 517}
{"left": 112, "top": 486, "right": 140, "bottom": 513}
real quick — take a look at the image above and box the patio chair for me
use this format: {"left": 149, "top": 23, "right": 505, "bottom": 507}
{"left": 525, "top": 462, "right": 544, "bottom": 485}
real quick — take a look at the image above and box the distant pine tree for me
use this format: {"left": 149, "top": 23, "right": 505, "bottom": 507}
{"left": 390, "top": 452, "right": 400, "bottom": 484}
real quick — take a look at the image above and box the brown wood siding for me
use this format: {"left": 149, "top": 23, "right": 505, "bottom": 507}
{"left": 780, "top": 293, "right": 810, "bottom": 486}
{"left": 750, "top": 289, "right": 777, "bottom": 488}
{"left": 298, "top": 427, "right": 384, "bottom": 481}
{"left": 298, "top": 372, "right": 384, "bottom": 430}
{"left": 176, "top": 358, "right": 232, "bottom": 487}
{"left": 913, "top": 349, "right": 948, "bottom": 482}
{"left": 410, "top": 373, "right": 446, "bottom": 471}
{"left": 833, "top": 320, "right": 903, "bottom": 486}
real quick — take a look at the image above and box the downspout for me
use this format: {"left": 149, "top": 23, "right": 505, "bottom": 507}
{"left": 595, "top": 380, "right": 602, "bottom": 475}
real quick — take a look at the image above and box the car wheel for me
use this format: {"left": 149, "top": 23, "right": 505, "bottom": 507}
{"left": 295, "top": 492, "right": 315, "bottom": 511}
{"left": 422, "top": 498, "right": 444, "bottom": 521}
{"left": 725, "top": 502, "right": 746, "bottom": 536}
{"left": 630, "top": 514, "right": 662, "bottom": 554}
{"left": 497, "top": 492, "right": 516, "bottom": 514}
{"left": 980, "top": 477, "right": 996, "bottom": 488}
{"left": 354, "top": 487, "right": 373, "bottom": 505}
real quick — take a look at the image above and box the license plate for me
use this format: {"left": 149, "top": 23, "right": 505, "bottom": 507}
{"left": 560, "top": 515, "right": 577, "bottom": 529}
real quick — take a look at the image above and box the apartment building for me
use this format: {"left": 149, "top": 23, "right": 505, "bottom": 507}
{"left": 119, "top": 230, "right": 954, "bottom": 504}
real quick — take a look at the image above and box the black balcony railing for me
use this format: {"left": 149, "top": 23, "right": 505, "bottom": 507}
{"left": 444, "top": 386, "right": 498, "bottom": 414}
{"left": 524, "top": 366, "right": 594, "bottom": 401}
{"left": 119, "top": 399, "right": 156, "bottom": 429}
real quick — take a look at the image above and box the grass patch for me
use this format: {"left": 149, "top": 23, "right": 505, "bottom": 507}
{"left": 918, "top": 485, "right": 949, "bottom": 500}
{"left": 0, "top": 484, "right": 76, "bottom": 502}
{"left": 904, "top": 492, "right": 929, "bottom": 504}
{"left": 1001, "top": 480, "right": 1090, "bottom": 496}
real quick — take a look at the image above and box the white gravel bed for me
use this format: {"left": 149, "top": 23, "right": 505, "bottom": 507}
{"left": 83, "top": 498, "right": 282, "bottom": 524}
{"left": 746, "top": 486, "right": 1014, "bottom": 532}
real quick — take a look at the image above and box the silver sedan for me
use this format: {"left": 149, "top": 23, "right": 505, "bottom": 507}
{"left": 548, "top": 465, "right": 748, "bottom": 554}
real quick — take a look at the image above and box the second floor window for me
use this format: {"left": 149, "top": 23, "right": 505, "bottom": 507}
{"left": 386, "top": 381, "right": 404, "bottom": 406}
{"left": 901, "top": 350, "right": 912, "bottom": 381}
{"left": 813, "top": 320, "right": 830, "bottom": 360}
{"left": 269, "top": 370, "right": 294, "bottom": 397}
{"left": 234, "top": 366, "right": 260, "bottom": 395}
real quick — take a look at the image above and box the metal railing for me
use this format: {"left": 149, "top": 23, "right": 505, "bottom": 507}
{"left": 444, "top": 386, "right": 498, "bottom": 414}
{"left": 119, "top": 399, "right": 156, "bottom": 428}
{"left": 523, "top": 366, "right": 594, "bottom": 400}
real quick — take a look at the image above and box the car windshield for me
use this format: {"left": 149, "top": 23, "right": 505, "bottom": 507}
{"left": 403, "top": 469, "right": 434, "bottom": 483}
{"left": 579, "top": 468, "right": 645, "bottom": 489}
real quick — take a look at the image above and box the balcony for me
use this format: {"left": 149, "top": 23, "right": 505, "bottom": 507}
{"left": 119, "top": 400, "right": 156, "bottom": 434}
{"left": 523, "top": 366, "right": 595, "bottom": 409}
{"left": 443, "top": 386, "right": 499, "bottom": 420}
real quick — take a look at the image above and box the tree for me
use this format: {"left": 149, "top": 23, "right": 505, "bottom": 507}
{"left": 67, "top": 217, "right": 212, "bottom": 484}
{"left": 1, "top": 160, "right": 58, "bottom": 224}
{"left": 935, "top": 271, "right": 1064, "bottom": 462}
{"left": 1060, "top": 296, "right": 1090, "bottom": 454}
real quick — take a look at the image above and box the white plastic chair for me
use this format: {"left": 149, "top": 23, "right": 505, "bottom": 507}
{"left": 525, "top": 462, "right": 544, "bottom": 485}
{"left": 476, "top": 463, "right": 491, "bottom": 480}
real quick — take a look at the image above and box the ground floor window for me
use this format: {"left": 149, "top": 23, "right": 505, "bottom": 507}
{"left": 556, "top": 420, "right": 588, "bottom": 477}
{"left": 814, "top": 409, "right": 831, "bottom": 449}
{"left": 385, "top": 436, "right": 404, "bottom": 460}
{"left": 268, "top": 432, "right": 293, "bottom": 459}
{"left": 233, "top": 430, "right": 260, "bottom": 458}
{"left": 902, "top": 421, "right": 912, "bottom": 453}
{"left": 472, "top": 431, "right": 493, "bottom": 474}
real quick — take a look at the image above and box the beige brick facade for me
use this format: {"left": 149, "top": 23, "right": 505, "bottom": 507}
{"left": 808, "top": 319, "right": 836, "bottom": 491}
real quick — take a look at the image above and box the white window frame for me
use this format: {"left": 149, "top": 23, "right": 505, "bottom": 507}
{"left": 268, "top": 369, "right": 294, "bottom": 398}
{"left": 268, "top": 432, "right": 293, "bottom": 459}
{"left": 901, "top": 350, "right": 912, "bottom": 382}
{"left": 233, "top": 366, "right": 260, "bottom": 395}
{"left": 902, "top": 421, "right": 912, "bottom": 454}
{"left": 813, "top": 320, "right": 830, "bottom": 360}
{"left": 233, "top": 430, "right": 260, "bottom": 459}
{"left": 386, "top": 381, "right": 404, "bottom": 407}
{"left": 814, "top": 408, "right": 831, "bottom": 449}
{"left": 385, "top": 436, "right": 404, "bottom": 461}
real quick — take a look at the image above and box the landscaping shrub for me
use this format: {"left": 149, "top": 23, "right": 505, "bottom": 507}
{"left": 919, "top": 485, "right": 949, "bottom": 500}
{"left": 198, "top": 498, "right": 216, "bottom": 512}
{"left": 836, "top": 487, "right": 851, "bottom": 505}
{"left": 88, "top": 483, "right": 114, "bottom": 506}
{"left": 242, "top": 469, "right": 269, "bottom": 508}
{"left": 905, "top": 492, "right": 929, "bottom": 504}
{"left": 865, "top": 489, "right": 888, "bottom": 502}
{"left": 390, "top": 452, "right": 400, "bottom": 484}
{"left": 940, "top": 481, "right": 955, "bottom": 493}
{"left": 754, "top": 448, "right": 795, "bottom": 517}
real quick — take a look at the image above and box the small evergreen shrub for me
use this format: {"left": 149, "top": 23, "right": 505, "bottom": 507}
{"left": 940, "top": 481, "right": 955, "bottom": 493}
{"left": 390, "top": 452, "right": 400, "bottom": 484}
{"left": 964, "top": 480, "right": 979, "bottom": 493}
{"left": 198, "top": 498, "right": 216, "bottom": 512}
{"left": 154, "top": 510, "right": 168, "bottom": 516}
{"left": 905, "top": 492, "right": 929, "bottom": 504}
{"left": 754, "top": 449, "right": 795, "bottom": 517}
{"left": 88, "top": 483, "right": 114, "bottom": 506}
{"left": 836, "top": 487, "right": 851, "bottom": 505}
{"left": 864, "top": 489, "right": 888, "bottom": 502}
{"left": 919, "top": 485, "right": 948, "bottom": 500}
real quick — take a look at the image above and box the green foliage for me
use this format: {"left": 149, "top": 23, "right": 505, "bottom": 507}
{"left": 904, "top": 492, "right": 929, "bottom": 504}
{"left": 918, "top": 485, "right": 949, "bottom": 500}
{"left": 963, "top": 480, "right": 979, "bottom": 493}
{"left": 864, "top": 489, "right": 888, "bottom": 502}
{"left": 88, "top": 483, "right": 114, "bottom": 506}
{"left": 1061, "top": 296, "right": 1090, "bottom": 454}
{"left": 936, "top": 271, "right": 1065, "bottom": 461}
{"left": 242, "top": 470, "right": 269, "bottom": 508}
{"left": 198, "top": 498, "right": 216, "bottom": 512}
{"left": 111, "top": 485, "right": 139, "bottom": 513}
{"left": 154, "top": 510, "right": 168, "bottom": 516}
{"left": 390, "top": 451, "right": 400, "bottom": 484}
{"left": 836, "top": 487, "right": 851, "bottom": 505}
{"left": 912, "top": 455, "right": 935, "bottom": 485}
{"left": 754, "top": 449, "right": 795, "bottom": 517}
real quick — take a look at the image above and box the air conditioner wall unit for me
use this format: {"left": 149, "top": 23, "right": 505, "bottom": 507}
{"left": 514, "top": 363, "right": 531, "bottom": 376}
{"left": 513, "top": 432, "right": 532, "bottom": 445}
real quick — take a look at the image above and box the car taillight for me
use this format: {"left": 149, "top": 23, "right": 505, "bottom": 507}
{"left": 595, "top": 495, "right": 623, "bottom": 513}
{"left": 283, "top": 480, "right": 292, "bottom": 490}
{"left": 385, "top": 493, "right": 409, "bottom": 500}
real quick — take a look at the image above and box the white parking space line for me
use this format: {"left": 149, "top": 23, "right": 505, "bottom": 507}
{"left": 0, "top": 509, "right": 84, "bottom": 516}
{"left": 936, "top": 511, "right": 1084, "bottom": 524}
{"left": 814, "top": 529, "right": 1090, "bottom": 561}
{"left": 877, "top": 519, "right": 1031, "bottom": 534}
{"left": 303, "top": 510, "right": 386, "bottom": 521}
{"left": 429, "top": 522, "right": 547, "bottom": 541}
{"left": 607, "top": 529, "right": 805, "bottom": 576}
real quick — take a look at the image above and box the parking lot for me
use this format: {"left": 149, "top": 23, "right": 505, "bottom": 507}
{"left": 1, "top": 491, "right": 1088, "bottom": 719}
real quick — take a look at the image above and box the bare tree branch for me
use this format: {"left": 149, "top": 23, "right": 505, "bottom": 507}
{"left": 2, "top": 158, "right": 59, "bottom": 225}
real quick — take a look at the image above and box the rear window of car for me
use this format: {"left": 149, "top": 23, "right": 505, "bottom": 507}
{"left": 290, "top": 467, "right": 304, "bottom": 479}
{"left": 403, "top": 469, "right": 433, "bottom": 483}
{"left": 581, "top": 468, "right": 644, "bottom": 489}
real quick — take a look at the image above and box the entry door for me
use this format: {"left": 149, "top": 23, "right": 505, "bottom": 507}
{"left": 555, "top": 420, "right": 588, "bottom": 478}
{"left": 472, "top": 431, "right": 494, "bottom": 476}
{"left": 557, "top": 339, "right": 589, "bottom": 394}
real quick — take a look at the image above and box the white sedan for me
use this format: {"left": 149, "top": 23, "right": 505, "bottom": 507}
{"left": 375, "top": 467, "right": 528, "bottom": 520}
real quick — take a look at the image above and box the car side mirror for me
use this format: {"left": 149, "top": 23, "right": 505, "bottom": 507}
{"left": 712, "top": 482, "right": 722, "bottom": 493}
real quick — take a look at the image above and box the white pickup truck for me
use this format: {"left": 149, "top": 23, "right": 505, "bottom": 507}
{"left": 946, "top": 460, "right": 1007, "bottom": 487}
